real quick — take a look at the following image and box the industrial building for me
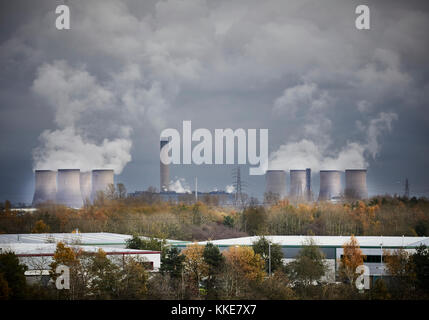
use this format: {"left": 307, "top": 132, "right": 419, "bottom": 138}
{"left": 0, "top": 232, "right": 188, "bottom": 283}
{"left": 265, "top": 170, "right": 287, "bottom": 199}
{"left": 345, "top": 169, "right": 368, "bottom": 200}
{"left": 56, "top": 169, "right": 84, "bottom": 208}
{"left": 264, "top": 168, "right": 369, "bottom": 203}
{"left": 32, "top": 168, "right": 115, "bottom": 208}
{"left": 173, "top": 235, "right": 429, "bottom": 283}
{"left": 318, "top": 170, "right": 342, "bottom": 201}
{"left": 32, "top": 170, "right": 57, "bottom": 205}
{"left": 90, "top": 169, "right": 114, "bottom": 202}
{"left": 289, "top": 170, "right": 307, "bottom": 200}
{"left": 160, "top": 138, "right": 170, "bottom": 192}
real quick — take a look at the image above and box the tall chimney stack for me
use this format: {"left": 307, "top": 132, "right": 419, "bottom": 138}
{"left": 160, "top": 139, "right": 170, "bottom": 192}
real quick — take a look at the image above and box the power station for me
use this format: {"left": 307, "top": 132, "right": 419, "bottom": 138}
{"left": 345, "top": 169, "right": 368, "bottom": 200}
{"left": 56, "top": 169, "right": 84, "bottom": 208}
{"left": 289, "top": 170, "right": 307, "bottom": 200}
{"left": 32, "top": 170, "right": 57, "bottom": 205}
{"left": 32, "top": 168, "right": 115, "bottom": 208}
{"left": 318, "top": 170, "right": 342, "bottom": 201}
{"left": 264, "top": 168, "right": 368, "bottom": 202}
{"left": 265, "top": 170, "right": 287, "bottom": 199}
{"left": 91, "top": 169, "right": 114, "bottom": 201}
{"left": 160, "top": 139, "right": 170, "bottom": 192}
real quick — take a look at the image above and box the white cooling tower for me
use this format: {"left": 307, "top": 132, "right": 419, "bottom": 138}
{"left": 32, "top": 170, "right": 57, "bottom": 206}
{"left": 265, "top": 170, "right": 286, "bottom": 199}
{"left": 289, "top": 170, "right": 306, "bottom": 199}
{"left": 345, "top": 169, "right": 368, "bottom": 200}
{"left": 160, "top": 139, "right": 170, "bottom": 192}
{"left": 318, "top": 170, "right": 342, "bottom": 201}
{"left": 80, "top": 172, "right": 92, "bottom": 203}
{"left": 91, "top": 169, "right": 114, "bottom": 201}
{"left": 56, "top": 169, "right": 83, "bottom": 208}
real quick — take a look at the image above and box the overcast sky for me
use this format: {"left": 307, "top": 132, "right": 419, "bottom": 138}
{"left": 1, "top": 0, "right": 429, "bottom": 204}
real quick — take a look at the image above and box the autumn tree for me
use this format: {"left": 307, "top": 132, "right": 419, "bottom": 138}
{"left": 32, "top": 220, "right": 50, "bottom": 233}
{"left": 384, "top": 248, "right": 413, "bottom": 298}
{"left": 182, "top": 243, "right": 208, "bottom": 294}
{"left": 223, "top": 246, "right": 265, "bottom": 298}
{"left": 339, "top": 235, "right": 365, "bottom": 287}
{"left": 252, "top": 236, "right": 284, "bottom": 274}
{"left": 87, "top": 249, "right": 120, "bottom": 299}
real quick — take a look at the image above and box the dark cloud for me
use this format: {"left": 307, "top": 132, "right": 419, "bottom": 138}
{"left": 1, "top": 0, "right": 429, "bottom": 203}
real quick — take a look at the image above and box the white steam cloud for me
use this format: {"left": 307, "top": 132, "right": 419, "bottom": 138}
{"left": 31, "top": 60, "right": 169, "bottom": 173}
{"left": 269, "top": 82, "right": 398, "bottom": 171}
{"left": 169, "top": 178, "right": 192, "bottom": 194}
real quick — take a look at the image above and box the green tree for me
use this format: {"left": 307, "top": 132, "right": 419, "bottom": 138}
{"left": 252, "top": 236, "right": 284, "bottom": 274}
{"left": 410, "top": 244, "right": 429, "bottom": 297}
{"left": 160, "top": 247, "right": 185, "bottom": 279}
{"left": 126, "top": 235, "right": 165, "bottom": 253}
{"left": 243, "top": 204, "right": 267, "bottom": 235}
{"left": 223, "top": 215, "right": 234, "bottom": 228}
{"left": 87, "top": 249, "right": 120, "bottom": 299}
{"left": 286, "top": 239, "right": 327, "bottom": 287}
{"left": 203, "top": 243, "right": 225, "bottom": 299}
{"left": 0, "top": 251, "right": 28, "bottom": 299}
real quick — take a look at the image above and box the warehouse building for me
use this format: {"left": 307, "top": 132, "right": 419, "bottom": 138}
{"left": 0, "top": 232, "right": 187, "bottom": 284}
{"left": 173, "top": 235, "right": 429, "bottom": 283}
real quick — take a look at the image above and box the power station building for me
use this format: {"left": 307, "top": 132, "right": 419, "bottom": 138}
{"left": 345, "top": 169, "right": 368, "bottom": 200}
{"left": 32, "top": 168, "right": 115, "bottom": 208}
{"left": 265, "top": 168, "right": 369, "bottom": 202}
{"left": 56, "top": 169, "right": 84, "bottom": 208}
{"left": 32, "top": 170, "right": 57, "bottom": 205}
{"left": 318, "top": 170, "right": 342, "bottom": 201}
{"left": 265, "top": 170, "right": 287, "bottom": 199}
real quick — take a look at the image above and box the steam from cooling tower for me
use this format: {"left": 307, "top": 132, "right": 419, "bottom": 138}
{"left": 265, "top": 170, "right": 287, "bottom": 199}
{"left": 318, "top": 170, "right": 342, "bottom": 201}
{"left": 56, "top": 169, "right": 83, "bottom": 208}
{"left": 91, "top": 169, "right": 114, "bottom": 201}
{"left": 32, "top": 170, "right": 57, "bottom": 205}
{"left": 345, "top": 169, "right": 368, "bottom": 200}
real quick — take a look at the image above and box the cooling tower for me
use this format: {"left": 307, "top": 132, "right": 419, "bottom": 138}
{"left": 32, "top": 170, "right": 57, "bottom": 206}
{"left": 91, "top": 169, "right": 114, "bottom": 201}
{"left": 345, "top": 169, "right": 368, "bottom": 200}
{"left": 318, "top": 170, "right": 342, "bottom": 201}
{"left": 56, "top": 169, "right": 83, "bottom": 208}
{"left": 80, "top": 172, "right": 92, "bottom": 203}
{"left": 160, "top": 139, "right": 170, "bottom": 192}
{"left": 265, "top": 170, "right": 286, "bottom": 199}
{"left": 289, "top": 170, "right": 306, "bottom": 199}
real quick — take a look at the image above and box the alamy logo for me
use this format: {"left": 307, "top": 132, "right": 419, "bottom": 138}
{"left": 355, "top": 265, "right": 370, "bottom": 290}
{"left": 160, "top": 121, "right": 268, "bottom": 175}
{"left": 55, "top": 264, "right": 70, "bottom": 290}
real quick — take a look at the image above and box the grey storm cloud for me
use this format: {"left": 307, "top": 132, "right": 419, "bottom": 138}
{"left": 0, "top": 0, "right": 429, "bottom": 202}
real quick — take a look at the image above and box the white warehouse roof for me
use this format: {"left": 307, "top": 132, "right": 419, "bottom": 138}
{"left": 191, "top": 235, "right": 429, "bottom": 248}
{"left": 0, "top": 243, "right": 160, "bottom": 256}
{"left": 0, "top": 232, "right": 186, "bottom": 246}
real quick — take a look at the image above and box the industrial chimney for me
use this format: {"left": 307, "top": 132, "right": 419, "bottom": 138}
{"left": 289, "top": 170, "right": 306, "bottom": 199}
{"left": 160, "top": 139, "right": 170, "bottom": 192}
{"left": 345, "top": 169, "right": 368, "bottom": 200}
{"left": 91, "top": 169, "right": 114, "bottom": 201}
{"left": 265, "top": 170, "right": 286, "bottom": 199}
{"left": 56, "top": 169, "right": 83, "bottom": 208}
{"left": 32, "top": 170, "right": 57, "bottom": 206}
{"left": 318, "top": 170, "right": 342, "bottom": 201}
{"left": 80, "top": 171, "right": 92, "bottom": 203}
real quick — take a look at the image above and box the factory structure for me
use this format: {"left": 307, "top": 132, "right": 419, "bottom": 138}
{"left": 265, "top": 168, "right": 368, "bottom": 203}
{"left": 2, "top": 232, "right": 428, "bottom": 287}
{"left": 31, "top": 138, "right": 369, "bottom": 208}
{"left": 32, "top": 169, "right": 114, "bottom": 208}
